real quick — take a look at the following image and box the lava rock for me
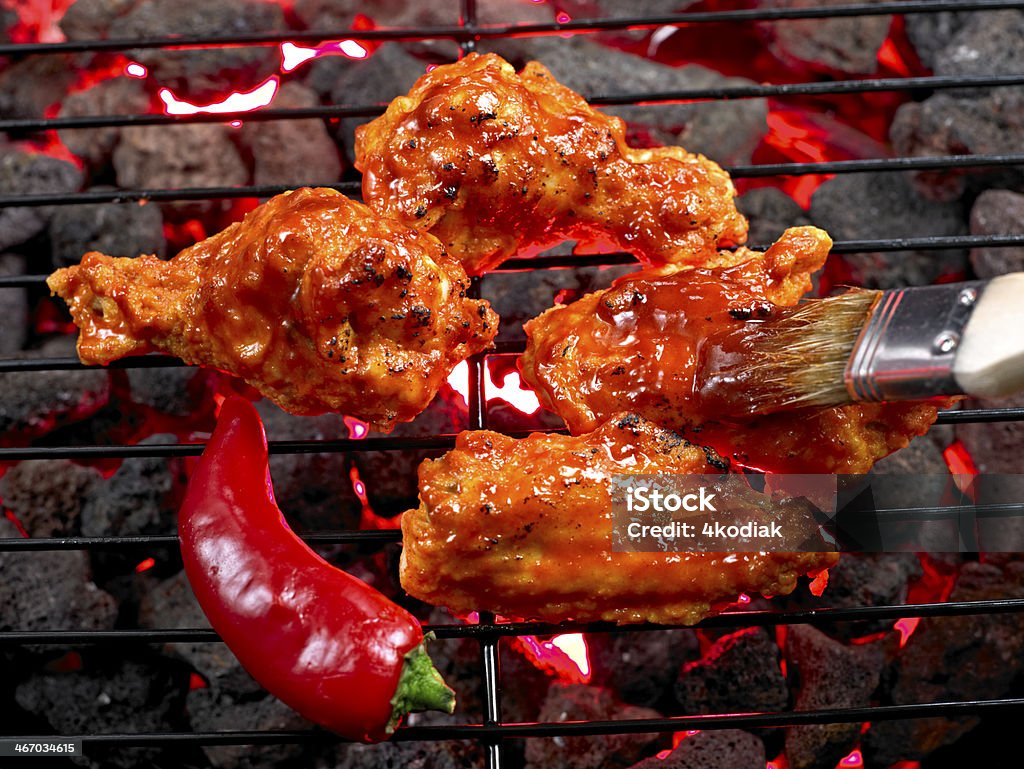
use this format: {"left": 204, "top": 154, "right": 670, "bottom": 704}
{"left": 113, "top": 123, "right": 248, "bottom": 215}
{"left": 0, "top": 252, "right": 28, "bottom": 354}
{"left": 956, "top": 391, "right": 1024, "bottom": 474}
{"left": 330, "top": 739, "right": 483, "bottom": 769}
{"left": 0, "top": 149, "right": 83, "bottom": 254}
{"left": 969, "top": 189, "right": 1024, "bottom": 278}
{"left": 479, "top": 0, "right": 559, "bottom": 25}
{"left": 809, "top": 171, "right": 967, "bottom": 288}
{"left": 240, "top": 83, "right": 342, "bottom": 187}
{"left": 350, "top": 396, "right": 466, "bottom": 517}
{"left": 784, "top": 625, "right": 884, "bottom": 769}
{"left": 292, "top": 0, "right": 459, "bottom": 58}
{"left": 187, "top": 686, "right": 313, "bottom": 769}
{"left": 0, "top": 516, "right": 118, "bottom": 632}
{"left": 0, "top": 459, "right": 101, "bottom": 537}
{"left": 587, "top": 629, "right": 700, "bottom": 708}
{"left": 50, "top": 192, "right": 166, "bottom": 267}
{"left": 890, "top": 11, "right": 1024, "bottom": 201}
{"left": 0, "top": 336, "right": 111, "bottom": 437}
{"left": 871, "top": 436, "right": 958, "bottom": 553}
{"left": 862, "top": 558, "right": 1024, "bottom": 765}
{"left": 929, "top": 10, "right": 1024, "bottom": 85}
{"left": 125, "top": 365, "right": 207, "bottom": 416}
{"left": 524, "top": 683, "right": 664, "bottom": 769}
{"left": 628, "top": 729, "right": 765, "bottom": 769}
{"left": 737, "top": 187, "right": 812, "bottom": 247}
{"left": 138, "top": 569, "right": 262, "bottom": 696}
{"left": 892, "top": 90, "right": 1024, "bottom": 202}
{"left": 0, "top": 54, "right": 80, "bottom": 119}
{"left": 892, "top": 6, "right": 1024, "bottom": 208}
{"left": 674, "top": 627, "right": 788, "bottom": 716}
{"left": 904, "top": 9, "right": 974, "bottom": 70}
{"left": 80, "top": 434, "right": 185, "bottom": 537}
{"left": 785, "top": 554, "right": 922, "bottom": 640}
{"left": 756, "top": 0, "right": 892, "bottom": 75}
{"left": 57, "top": 77, "right": 152, "bottom": 172}
{"left": 311, "top": 44, "right": 426, "bottom": 163}
{"left": 60, "top": 0, "right": 140, "bottom": 40}
{"left": 15, "top": 657, "right": 179, "bottom": 769}
{"left": 255, "top": 400, "right": 361, "bottom": 532}
{"left": 107, "top": 0, "right": 287, "bottom": 100}
{"left": 418, "top": 609, "right": 552, "bottom": 727}
{"left": 480, "top": 36, "right": 768, "bottom": 165}
{"left": 482, "top": 263, "right": 638, "bottom": 344}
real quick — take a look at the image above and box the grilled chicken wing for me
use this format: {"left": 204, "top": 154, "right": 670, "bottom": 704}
{"left": 48, "top": 188, "right": 498, "bottom": 430}
{"left": 401, "top": 414, "right": 837, "bottom": 625}
{"left": 355, "top": 53, "right": 747, "bottom": 275}
{"left": 520, "top": 226, "right": 939, "bottom": 473}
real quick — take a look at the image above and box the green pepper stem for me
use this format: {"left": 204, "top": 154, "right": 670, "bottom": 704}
{"left": 387, "top": 632, "right": 456, "bottom": 734}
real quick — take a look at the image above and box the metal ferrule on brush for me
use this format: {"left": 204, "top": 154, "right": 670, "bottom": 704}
{"left": 844, "top": 281, "right": 987, "bottom": 403}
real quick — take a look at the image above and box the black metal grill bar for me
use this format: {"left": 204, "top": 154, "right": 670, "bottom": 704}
{"left": 6, "top": 73, "right": 1024, "bottom": 136}
{"left": 3, "top": 598, "right": 1023, "bottom": 646}
{"left": 1, "top": 1, "right": 1021, "bottom": 58}
{"left": 7, "top": 699, "right": 1024, "bottom": 747}
{"left": 0, "top": 531, "right": 402, "bottom": 551}
{"left": 0, "top": 182, "right": 360, "bottom": 207}
{"left": 0, "top": 408, "right": 1016, "bottom": 461}
{"left": 3, "top": 499, "right": 1022, "bottom": 554}
{"left": 5, "top": 154, "right": 1024, "bottom": 208}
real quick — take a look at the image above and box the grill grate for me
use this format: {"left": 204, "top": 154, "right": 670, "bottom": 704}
{"left": 2, "top": 0, "right": 1024, "bottom": 767}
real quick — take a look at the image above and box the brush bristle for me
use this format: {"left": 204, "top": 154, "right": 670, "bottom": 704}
{"left": 703, "top": 290, "right": 879, "bottom": 416}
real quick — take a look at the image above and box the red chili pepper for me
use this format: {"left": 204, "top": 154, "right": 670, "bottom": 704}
{"left": 178, "top": 396, "right": 454, "bottom": 742}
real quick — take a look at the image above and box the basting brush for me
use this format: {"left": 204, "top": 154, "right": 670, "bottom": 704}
{"left": 696, "top": 273, "right": 1024, "bottom": 417}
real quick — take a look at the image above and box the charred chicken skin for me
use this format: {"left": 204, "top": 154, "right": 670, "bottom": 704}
{"left": 355, "top": 53, "right": 747, "bottom": 275}
{"left": 520, "top": 226, "right": 939, "bottom": 473}
{"left": 48, "top": 188, "right": 498, "bottom": 430}
{"left": 401, "top": 414, "right": 837, "bottom": 625}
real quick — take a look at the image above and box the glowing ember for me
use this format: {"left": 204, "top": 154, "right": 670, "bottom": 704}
{"left": 189, "top": 672, "right": 208, "bottom": 690}
{"left": 556, "top": 11, "right": 571, "bottom": 23}
{"left": 280, "top": 39, "right": 369, "bottom": 73}
{"left": 808, "top": 569, "right": 830, "bottom": 596}
{"left": 349, "top": 465, "right": 369, "bottom": 505}
{"left": 516, "top": 633, "right": 591, "bottom": 683}
{"left": 344, "top": 416, "right": 369, "bottom": 440}
{"left": 672, "top": 730, "right": 700, "bottom": 749}
{"left": 837, "top": 748, "right": 863, "bottom": 768}
{"left": 737, "top": 592, "right": 751, "bottom": 604}
{"left": 134, "top": 557, "right": 157, "bottom": 573}
{"left": 159, "top": 76, "right": 279, "bottom": 116}
{"left": 655, "top": 749, "right": 672, "bottom": 760}
{"left": 943, "top": 439, "right": 980, "bottom": 499}
{"left": 3, "top": 510, "right": 28, "bottom": 538}
{"left": 447, "top": 361, "right": 542, "bottom": 415}
{"left": 45, "top": 651, "right": 83, "bottom": 673}
{"left": 894, "top": 616, "right": 920, "bottom": 647}
{"left": 550, "top": 633, "right": 590, "bottom": 676}
{"left": 125, "top": 62, "right": 148, "bottom": 79}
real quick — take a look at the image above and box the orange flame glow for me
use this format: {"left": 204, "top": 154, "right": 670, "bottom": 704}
{"left": 447, "top": 361, "right": 542, "bottom": 415}
{"left": 134, "top": 557, "right": 156, "bottom": 573}
{"left": 516, "top": 633, "right": 591, "bottom": 683}
{"left": 159, "top": 76, "right": 279, "bottom": 116}
{"left": 893, "top": 616, "right": 920, "bottom": 647}
{"left": 837, "top": 748, "right": 863, "bottom": 768}
{"left": 281, "top": 39, "right": 369, "bottom": 72}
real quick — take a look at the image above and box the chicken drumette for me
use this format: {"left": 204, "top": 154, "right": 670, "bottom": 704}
{"left": 48, "top": 188, "right": 498, "bottom": 430}
{"left": 520, "top": 226, "right": 940, "bottom": 473}
{"left": 355, "top": 53, "right": 747, "bottom": 275}
{"left": 401, "top": 413, "right": 838, "bottom": 625}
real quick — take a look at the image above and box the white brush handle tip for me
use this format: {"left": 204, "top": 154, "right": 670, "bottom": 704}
{"left": 954, "top": 273, "right": 1024, "bottom": 398}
